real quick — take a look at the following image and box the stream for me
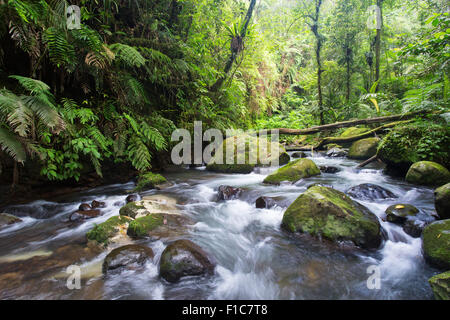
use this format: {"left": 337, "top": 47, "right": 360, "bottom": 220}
{"left": 0, "top": 151, "right": 440, "bottom": 299}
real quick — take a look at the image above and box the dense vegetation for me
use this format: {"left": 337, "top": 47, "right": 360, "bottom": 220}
{"left": 0, "top": 0, "right": 448, "bottom": 192}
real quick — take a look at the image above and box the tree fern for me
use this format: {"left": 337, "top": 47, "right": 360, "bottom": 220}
{"left": 0, "top": 127, "right": 26, "bottom": 163}
{"left": 109, "top": 43, "right": 146, "bottom": 68}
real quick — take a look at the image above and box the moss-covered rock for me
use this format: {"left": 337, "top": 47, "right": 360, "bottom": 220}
{"left": 377, "top": 122, "right": 450, "bottom": 175}
{"left": 435, "top": 183, "right": 450, "bottom": 219}
{"left": 127, "top": 213, "right": 191, "bottom": 239}
{"left": 0, "top": 213, "right": 22, "bottom": 228}
{"left": 340, "top": 127, "right": 370, "bottom": 138}
{"left": 133, "top": 172, "right": 167, "bottom": 192}
{"left": 422, "top": 219, "right": 450, "bottom": 269}
{"left": 385, "top": 204, "right": 419, "bottom": 224}
{"left": 86, "top": 215, "right": 132, "bottom": 247}
{"left": 119, "top": 195, "right": 179, "bottom": 219}
{"left": 348, "top": 137, "right": 380, "bottom": 160}
{"left": 428, "top": 271, "right": 450, "bottom": 300}
{"left": 406, "top": 161, "right": 450, "bottom": 186}
{"left": 206, "top": 135, "right": 290, "bottom": 174}
{"left": 263, "top": 159, "right": 320, "bottom": 185}
{"left": 102, "top": 244, "right": 154, "bottom": 274}
{"left": 159, "top": 239, "right": 216, "bottom": 283}
{"left": 281, "top": 186, "right": 382, "bottom": 249}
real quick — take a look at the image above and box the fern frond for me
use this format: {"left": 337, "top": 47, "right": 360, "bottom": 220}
{"left": 0, "top": 127, "right": 26, "bottom": 162}
{"left": 109, "top": 43, "right": 146, "bottom": 68}
{"left": 127, "top": 136, "right": 152, "bottom": 172}
{"left": 9, "top": 75, "right": 51, "bottom": 95}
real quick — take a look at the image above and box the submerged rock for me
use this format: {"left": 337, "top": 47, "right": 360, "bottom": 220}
{"left": 326, "top": 147, "right": 347, "bottom": 158}
{"left": 406, "top": 161, "right": 450, "bottom": 186}
{"left": 281, "top": 186, "right": 383, "bottom": 249}
{"left": 0, "top": 213, "right": 22, "bottom": 228}
{"left": 319, "top": 165, "right": 340, "bottom": 174}
{"left": 263, "top": 159, "right": 321, "bottom": 185}
{"left": 422, "top": 219, "right": 450, "bottom": 269}
{"left": 346, "top": 183, "right": 397, "bottom": 200}
{"left": 435, "top": 183, "right": 450, "bottom": 219}
{"left": 255, "top": 196, "right": 277, "bottom": 209}
{"left": 102, "top": 244, "right": 154, "bottom": 274}
{"left": 69, "top": 209, "right": 101, "bottom": 222}
{"left": 91, "top": 200, "right": 106, "bottom": 209}
{"left": 78, "top": 203, "right": 92, "bottom": 211}
{"left": 348, "top": 138, "right": 380, "bottom": 160}
{"left": 125, "top": 194, "right": 139, "bottom": 203}
{"left": 159, "top": 240, "right": 216, "bottom": 283}
{"left": 428, "top": 271, "right": 450, "bottom": 300}
{"left": 206, "top": 134, "right": 290, "bottom": 174}
{"left": 217, "top": 185, "right": 243, "bottom": 201}
{"left": 402, "top": 218, "right": 426, "bottom": 238}
{"left": 385, "top": 204, "right": 419, "bottom": 224}
{"left": 291, "top": 152, "right": 307, "bottom": 159}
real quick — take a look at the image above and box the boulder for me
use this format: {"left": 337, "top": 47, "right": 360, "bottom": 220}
{"left": 422, "top": 219, "right": 450, "bottom": 269}
{"left": 291, "top": 152, "right": 307, "bottom": 159}
{"left": 0, "top": 213, "right": 22, "bottom": 228}
{"left": 206, "top": 134, "right": 290, "bottom": 174}
{"left": 102, "top": 244, "right": 154, "bottom": 274}
{"left": 86, "top": 215, "right": 132, "bottom": 247}
{"left": 326, "top": 147, "right": 347, "bottom": 158}
{"left": 91, "top": 200, "right": 106, "bottom": 209}
{"left": 319, "top": 166, "right": 340, "bottom": 174}
{"left": 217, "top": 185, "right": 243, "bottom": 201}
{"left": 428, "top": 271, "right": 450, "bottom": 300}
{"left": 385, "top": 204, "right": 419, "bottom": 224}
{"left": 255, "top": 196, "right": 277, "bottom": 209}
{"left": 281, "top": 186, "right": 383, "bottom": 249}
{"left": 120, "top": 195, "right": 179, "bottom": 219}
{"left": 159, "top": 240, "right": 216, "bottom": 283}
{"left": 435, "top": 183, "right": 450, "bottom": 219}
{"left": 78, "top": 203, "right": 92, "bottom": 211}
{"left": 346, "top": 183, "right": 397, "bottom": 200}
{"left": 348, "top": 138, "right": 380, "bottom": 160}
{"left": 125, "top": 194, "right": 139, "bottom": 203}
{"left": 126, "top": 213, "right": 191, "bottom": 239}
{"left": 69, "top": 209, "right": 101, "bottom": 222}
{"left": 402, "top": 218, "right": 426, "bottom": 238}
{"left": 263, "top": 159, "right": 320, "bottom": 185}
{"left": 406, "top": 161, "right": 450, "bottom": 186}
{"left": 133, "top": 172, "right": 167, "bottom": 192}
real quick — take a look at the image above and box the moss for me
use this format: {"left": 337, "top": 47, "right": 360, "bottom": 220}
{"left": 134, "top": 172, "right": 167, "bottom": 192}
{"left": 281, "top": 186, "right": 381, "bottom": 248}
{"left": 428, "top": 271, "right": 450, "bottom": 300}
{"left": 340, "top": 127, "right": 369, "bottom": 138}
{"left": 206, "top": 135, "right": 289, "bottom": 173}
{"left": 423, "top": 219, "right": 450, "bottom": 269}
{"left": 263, "top": 158, "right": 320, "bottom": 185}
{"left": 378, "top": 122, "right": 450, "bottom": 174}
{"left": 435, "top": 183, "right": 450, "bottom": 219}
{"left": 348, "top": 138, "right": 380, "bottom": 160}
{"left": 119, "top": 201, "right": 146, "bottom": 218}
{"left": 86, "top": 215, "right": 131, "bottom": 246}
{"left": 405, "top": 161, "right": 450, "bottom": 186}
{"left": 127, "top": 214, "right": 165, "bottom": 238}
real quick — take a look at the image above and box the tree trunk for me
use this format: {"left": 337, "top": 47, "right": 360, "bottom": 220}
{"left": 311, "top": 0, "right": 324, "bottom": 125}
{"left": 346, "top": 56, "right": 351, "bottom": 102}
{"left": 375, "top": 0, "right": 383, "bottom": 86}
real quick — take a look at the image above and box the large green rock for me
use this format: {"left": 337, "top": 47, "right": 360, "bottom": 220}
{"left": 263, "top": 158, "right": 320, "bottom": 185}
{"left": 422, "top": 219, "right": 450, "bottom": 269}
{"left": 405, "top": 161, "right": 450, "bottom": 186}
{"left": 86, "top": 215, "right": 132, "bottom": 247}
{"left": 435, "top": 183, "right": 450, "bottom": 219}
{"left": 377, "top": 122, "right": 450, "bottom": 175}
{"left": 281, "top": 186, "right": 382, "bottom": 249}
{"left": 385, "top": 204, "right": 419, "bottom": 224}
{"left": 133, "top": 172, "right": 167, "bottom": 192}
{"left": 159, "top": 240, "right": 216, "bottom": 283}
{"left": 428, "top": 271, "right": 450, "bottom": 300}
{"left": 206, "top": 135, "right": 290, "bottom": 174}
{"left": 348, "top": 137, "right": 380, "bottom": 160}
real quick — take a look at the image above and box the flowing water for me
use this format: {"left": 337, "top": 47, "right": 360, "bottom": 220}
{"left": 0, "top": 152, "right": 441, "bottom": 299}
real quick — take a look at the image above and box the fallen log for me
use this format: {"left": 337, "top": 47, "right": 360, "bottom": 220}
{"left": 272, "top": 110, "right": 428, "bottom": 135}
{"left": 357, "top": 155, "right": 379, "bottom": 169}
{"left": 313, "top": 120, "right": 412, "bottom": 150}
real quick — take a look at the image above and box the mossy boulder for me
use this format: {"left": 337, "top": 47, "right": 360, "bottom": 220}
{"left": 133, "top": 172, "right": 167, "bottom": 192}
{"left": 119, "top": 195, "right": 179, "bottom": 219}
{"left": 102, "top": 244, "right": 154, "bottom": 274}
{"left": 0, "top": 213, "right": 22, "bottom": 228}
{"left": 86, "top": 215, "right": 132, "bottom": 247}
{"left": 428, "top": 271, "right": 450, "bottom": 300}
{"left": 385, "top": 204, "right": 419, "bottom": 224}
{"left": 422, "top": 219, "right": 450, "bottom": 269}
{"left": 127, "top": 213, "right": 192, "bottom": 239}
{"left": 377, "top": 122, "right": 450, "bottom": 175}
{"left": 348, "top": 137, "right": 380, "bottom": 160}
{"left": 340, "top": 127, "right": 370, "bottom": 138}
{"left": 435, "top": 183, "right": 450, "bottom": 219}
{"left": 263, "top": 158, "right": 320, "bottom": 185}
{"left": 406, "top": 161, "right": 450, "bottom": 186}
{"left": 206, "top": 135, "right": 290, "bottom": 174}
{"left": 159, "top": 240, "right": 216, "bottom": 283}
{"left": 281, "top": 186, "right": 383, "bottom": 249}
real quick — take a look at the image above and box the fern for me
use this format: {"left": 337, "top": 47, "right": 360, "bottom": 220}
{"left": 43, "top": 27, "right": 76, "bottom": 70}
{"left": 127, "top": 136, "right": 152, "bottom": 172}
{"left": 109, "top": 43, "right": 146, "bottom": 68}
{"left": 0, "top": 127, "right": 26, "bottom": 162}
